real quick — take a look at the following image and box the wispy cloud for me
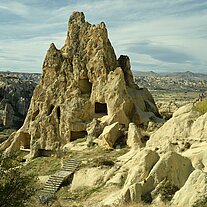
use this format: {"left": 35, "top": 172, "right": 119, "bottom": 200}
{"left": 0, "top": 0, "right": 206, "bottom": 73}
{"left": 0, "top": 1, "right": 29, "bottom": 17}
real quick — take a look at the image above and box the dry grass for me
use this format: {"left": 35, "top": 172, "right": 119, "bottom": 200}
{"left": 120, "top": 204, "right": 169, "bottom": 207}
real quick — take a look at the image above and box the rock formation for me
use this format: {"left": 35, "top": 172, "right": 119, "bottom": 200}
{"left": 1, "top": 11, "right": 159, "bottom": 157}
{"left": 147, "top": 103, "right": 207, "bottom": 154}
{"left": 2, "top": 11, "right": 207, "bottom": 207}
{"left": 0, "top": 74, "right": 37, "bottom": 129}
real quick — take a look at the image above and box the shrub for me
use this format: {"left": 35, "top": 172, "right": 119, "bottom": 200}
{"left": 0, "top": 151, "right": 37, "bottom": 207}
{"left": 195, "top": 99, "right": 207, "bottom": 114}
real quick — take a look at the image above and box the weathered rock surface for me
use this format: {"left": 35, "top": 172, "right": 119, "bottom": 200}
{"left": 147, "top": 103, "right": 206, "bottom": 153}
{"left": 101, "top": 151, "right": 193, "bottom": 206}
{"left": 99, "top": 122, "right": 121, "bottom": 148}
{"left": 171, "top": 169, "right": 207, "bottom": 207}
{"left": 183, "top": 142, "right": 207, "bottom": 171}
{"left": 71, "top": 167, "right": 107, "bottom": 190}
{"left": 127, "top": 123, "right": 147, "bottom": 149}
{"left": 0, "top": 74, "right": 37, "bottom": 129}
{"left": 2, "top": 11, "right": 159, "bottom": 157}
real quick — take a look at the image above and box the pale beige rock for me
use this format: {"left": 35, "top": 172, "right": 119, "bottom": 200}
{"left": 99, "top": 122, "right": 120, "bottom": 148}
{"left": 3, "top": 103, "right": 14, "bottom": 127}
{"left": 171, "top": 169, "right": 207, "bottom": 207}
{"left": 101, "top": 149, "right": 159, "bottom": 206}
{"left": 124, "top": 149, "right": 159, "bottom": 187}
{"left": 143, "top": 151, "right": 194, "bottom": 194}
{"left": 71, "top": 167, "right": 107, "bottom": 190}
{"left": 127, "top": 123, "right": 145, "bottom": 149}
{"left": 2, "top": 11, "right": 159, "bottom": 157}
{"left": 86, "top": 118, "right": 104, "bottom": 138}
{"left": 182, "top": 142, "right": 207, "bottom": 172}
{"left": 147, "top": 104, "right": 206, "bottom": 153}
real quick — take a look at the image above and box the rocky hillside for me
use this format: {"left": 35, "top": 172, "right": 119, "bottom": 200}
{"left": 0, "top": 73, "right": 38, "bottom": 129}
{"left": 0, "top": 71, "right": 41, "bottom": 83}
{"left": 134, "top": 71, "right": 207, "bottom": 92}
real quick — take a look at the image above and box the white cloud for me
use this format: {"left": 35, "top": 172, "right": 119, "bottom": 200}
{"left": 0, "top": 0, "right": 206, "bottom": 73}
{"left": 0, "top": 1, "right": 29, "bottom": 17}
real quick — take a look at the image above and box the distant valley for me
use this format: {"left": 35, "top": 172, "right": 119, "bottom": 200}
{"left": 133, "top": 70, "right": 207, "bottom": 92}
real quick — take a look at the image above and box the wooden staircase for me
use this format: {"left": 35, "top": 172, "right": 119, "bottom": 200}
{"left": 39, "top": 159, "right": 80, "bottom": 204}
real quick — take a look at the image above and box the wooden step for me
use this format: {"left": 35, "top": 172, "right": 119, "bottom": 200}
{"left": 39, "top": 159, "right": 80, "bottom": 201}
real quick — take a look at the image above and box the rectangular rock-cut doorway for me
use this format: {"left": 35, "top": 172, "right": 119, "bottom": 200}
{"left": 95, "top": 102, "right": 108, "bottom": 115}
{"left": 37, "top": 149, "right": 52, "bottom": 157}
{"left": 20, "top": 132, "right": 31, "bottom": 149}
{"left": 70, "top": 130, "right": 88, "bottom": 141}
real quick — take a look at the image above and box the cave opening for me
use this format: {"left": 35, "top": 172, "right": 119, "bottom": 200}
{"left": 47, "top": 105, "right": 54, "bottom": 116}
{"left": 70, "top": 130, "right": 88, "bottom": 141}
{"left": 78, "top": 79, "right": 92, "bottom": 94}
{"left": 95, "top": 102, "right": 108, "bottom": 114}
{"left": 57, "top": 106, "right": 61, "bottom": 122}
{"left": 37, "top": 149, "right": 52, "bottom": 157}
{"left": 20, "top": 132, "right": 31, "bottom": 149}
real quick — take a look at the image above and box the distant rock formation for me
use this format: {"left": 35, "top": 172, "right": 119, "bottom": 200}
{"left": 2, "top": 12, "right": 160, "bottom": 157}
{"left": 0, "top": 74, "right": 37, "bottom": 129}
{"left": 0, "top": 71, "right": 41, "bottom": 82}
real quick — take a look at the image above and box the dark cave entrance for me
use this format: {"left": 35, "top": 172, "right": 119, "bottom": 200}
{"left": 37, "top": 149, "right": 53, "bottom": 157}
{"left": 57, "top": 106, "right": 61, "bottom": 123}
{"left": 70, "top": 130, "right": 88, "bottom": 141}
{"left": 20, "top": 132, "right": 31, "bottom": 149}
{"left": 95, "top": 102, "right": 108, "bottom": 115}
{"left": 47, "top": 105, "right": 54, "bottom": 116}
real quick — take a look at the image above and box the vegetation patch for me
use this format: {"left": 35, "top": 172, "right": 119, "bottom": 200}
{"left": 195, "top": 99, "right": 207, "bottom": 114}
{"left": 156, "top": 180, "right": 179, "bottom": 202}
{"left": 0, "top": 151, "right": 37, "bottom": 207}
{"left": 23, "top": 156, "right": 61, "bottom": 176}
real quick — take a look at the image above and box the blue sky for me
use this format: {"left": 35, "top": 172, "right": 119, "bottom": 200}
{"left": 0, "top": 0, "right": 207, "bottom": 73}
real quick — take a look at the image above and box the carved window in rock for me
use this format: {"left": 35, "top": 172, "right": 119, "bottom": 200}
{"left": 19, "top": 132, "right": 31, "bottom": 149}
{"left": 95, "top": 102, "right": 108, "bottom": 115}
{"left": 32, "top": 109, "right": 39, "bottom": 121}
{"left": 78, "top": 79, "right": 92, "bottom": 94}
{"left": 37, "top": 149, "right": 52, "bottom": 157}
{"left": 70, "top": 130, "right": 88, "bottom": 141}
{"left": 47, "top": 105, "right": 54, "bottom": 116}
{"left": 57, "top": 106, "right": 61, "bottom": 123}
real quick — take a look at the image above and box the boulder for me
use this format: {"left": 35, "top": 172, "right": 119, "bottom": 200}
{"left": 86, "top": 118, "right": 104, "bottom": 138}
{"left": 127, "top": 123, "right": 145, "bottom": 149}
{"left": 171, "top": 169, "right": 207, "bottom": 207}
{"left": 71, "top": 167, "right": 107, "bottom": 190}
{"left": 146, "top": 151, "right": 194, "bottom": 190}
{"left": 124, "top": 149, "right": 159, "bottom": 187}
{"left": 99, "top": 122, "right": 120, "bottom": 148}
{"left": 182, "top": 142, "right": 207, "bottom": 171}
{"left": 147, "top": 104, "right": 206, "bottom": 153}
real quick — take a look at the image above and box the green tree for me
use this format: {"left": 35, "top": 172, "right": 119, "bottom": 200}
{"left": 0, "top": 151, "right": 37, "bottom": 207}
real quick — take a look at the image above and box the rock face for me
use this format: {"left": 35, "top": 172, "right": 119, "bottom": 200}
{"left": 171, "top": 169, "right": 207, "bottom": 207}
{"left": 147, "top": 103, "right": 206, "bottom": 153}
{"left": 0, "top": 74, "right": 37, "bottom": 129}
{"left": 99, "top": 122, "right": 121, "bottom": 148}
{"left": 2, "top": 11, "right": 159, "bottom": 157}
{"left": 127, "top": 123, "right": 146, "bottom": 149}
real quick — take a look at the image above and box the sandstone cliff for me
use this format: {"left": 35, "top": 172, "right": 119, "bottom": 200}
{"left": 1, "top": 12, "right": 159, "bottom": 157}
